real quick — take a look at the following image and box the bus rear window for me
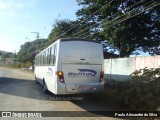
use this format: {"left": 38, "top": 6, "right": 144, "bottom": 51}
{"left": 60, "top": 41, "right": 102, "bottom": 58}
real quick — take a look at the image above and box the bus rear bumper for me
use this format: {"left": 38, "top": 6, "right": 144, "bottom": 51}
{"left": 56, "top": 83, "right": 104, "bottom": 95}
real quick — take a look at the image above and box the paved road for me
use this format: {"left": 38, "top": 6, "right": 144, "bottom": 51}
{"left": 0, "top": 67, "right": 120, "bottom": 119}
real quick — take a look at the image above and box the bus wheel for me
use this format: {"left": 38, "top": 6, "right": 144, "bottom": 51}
{"left": 43, "top": 81, "right": 49, "bottom": 94}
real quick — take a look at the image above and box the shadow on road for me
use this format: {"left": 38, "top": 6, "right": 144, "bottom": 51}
{"left": 0, "top": 77, "right": 119, "bottom": 117}
{"left": 0, "top": 77, "right": 52, "bottom": 100}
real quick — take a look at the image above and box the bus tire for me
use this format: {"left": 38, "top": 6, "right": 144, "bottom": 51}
{"left": 43, "top": 81, "right": 49, "bottom": 94}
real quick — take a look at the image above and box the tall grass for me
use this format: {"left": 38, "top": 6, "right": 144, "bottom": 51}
{"left": 101, "top": 67, "right": 160, "bottom": 111}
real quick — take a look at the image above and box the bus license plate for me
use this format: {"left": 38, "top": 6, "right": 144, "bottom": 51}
{"left": 77, "top": 86, "right": 89, "bottom": 91}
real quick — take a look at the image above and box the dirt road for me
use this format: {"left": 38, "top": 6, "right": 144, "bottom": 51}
{"left": 0, "top": 67, "right": 120, "bottom": 119}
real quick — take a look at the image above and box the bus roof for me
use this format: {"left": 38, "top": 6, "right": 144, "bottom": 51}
{"left": 35, "top": 38, "right": 101, "bottom": 57}
{"left": 59, "top": 38, "right": 101, "bottom": 44}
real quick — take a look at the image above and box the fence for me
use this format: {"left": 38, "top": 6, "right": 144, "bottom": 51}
{"left": 104, "top": 55, "right": 160, "bottom": 81}
{"left": 1, "top": 56, "right": 160, "bottom": 80}
{"left": 0, "top": 58, "right": 16, "bottom": 66}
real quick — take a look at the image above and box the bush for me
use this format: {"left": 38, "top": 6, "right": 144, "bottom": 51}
{"left": 130, "top": 67, "right": 160, "bottom": 82}
{"left": 21, "top": 61, "right": 32, "bottom": 68}
{"left": 13, "top": 63, "right": 21, "bottom": 68}
{"left": 115, "top": 67, "right": 160, "bottom": 111}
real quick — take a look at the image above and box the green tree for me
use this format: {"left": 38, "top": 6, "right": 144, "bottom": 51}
{"left": 17, "top": 39, "right": 47, "bottom": 63}
{"left": 76, "top": 0, "right": 160, "bottom": 57}
{"left": 0, "top": 50, "right": 15, "bottom": 58}
{"left": 48, "top": 19, "right": 90, "bottom": 44}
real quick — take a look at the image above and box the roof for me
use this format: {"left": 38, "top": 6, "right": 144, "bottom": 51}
{"left": 59, "top": 38, "right": 101, "bottom": 44}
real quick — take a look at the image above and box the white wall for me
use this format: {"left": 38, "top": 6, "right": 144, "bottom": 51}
{"left": 104, "top": 56, "right": 160, "bottom": 81}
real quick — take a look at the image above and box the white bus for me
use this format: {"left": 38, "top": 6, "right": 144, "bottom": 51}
{"left": 34, "top": 38, "right": 104, "bottom": 95}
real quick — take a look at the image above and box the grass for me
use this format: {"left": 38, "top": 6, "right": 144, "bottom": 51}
{"left": 99, "top": 67, "right": 160, "bottom": 111}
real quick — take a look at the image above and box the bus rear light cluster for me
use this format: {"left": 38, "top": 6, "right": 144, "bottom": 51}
{"left": 99, "top": 71, "right": 104, "bottom": 82}
{"left": 56, "top": 71, "right": 65, "bottom": 83}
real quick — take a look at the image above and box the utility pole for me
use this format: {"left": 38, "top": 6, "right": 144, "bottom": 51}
{"left": 30, "top": 32, "right": 39, "bottom": 70}
{"left": 31, "top": 32, "right": 39, "bottom": 40}
{"left": 31, "top": 32, "right": 40, "bottom": 55}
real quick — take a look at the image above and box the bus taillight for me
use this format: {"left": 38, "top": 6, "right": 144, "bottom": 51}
{"left": 56, "top": 71, "right": 65, "bottom": 83}
{"left": 99, "top": 71, "right": 104, "bottom": 82}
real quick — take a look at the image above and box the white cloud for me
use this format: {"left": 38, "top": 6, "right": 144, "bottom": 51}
{"left": 0, "top": 0, "right": 24, "bottom": 19}
{"left": 0, "top": 0, "right": 38, "bottom": 11}
{"left": 0, "top": 0, "right": 36, "bottom": 19}
{"left": 0, "top": 1, "right": 10, "bottom": 10}
{"left": 22, "top": 12, "right": 34, "bottom": 19}
{"left": 0, "top": 0, "right": 23, "bottom": 10}
{"left": 15, "top": 2, "right": 25, "bottom": 9}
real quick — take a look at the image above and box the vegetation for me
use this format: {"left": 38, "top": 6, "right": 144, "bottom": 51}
{"left": 0, "top": 50, "right": 15, "bottom": 58}
{"left": 17, "top": 39, "right": 48, "bottom": 63}
{"left": 1, "top": 0, "right": 159, "bottom": 112}
{"left": 17, "top": 19, "right": 87, "bottom": 64}
{"left": 76, "top": 0, "right": 160, "bottom": 57}
{"left": 0, "top": 50, "right": 32, "bottom": 68}
{"left": 116, "top": 67, "right": 160, "bottom": 111}
{"left": 94, "top": 67, "right": 160, "bottom": 111}
{"left": 15, "top": 0, "right": 160, "bottom": 63}
{"left": 48, "top": 19, "right": 88, "bottom": 43}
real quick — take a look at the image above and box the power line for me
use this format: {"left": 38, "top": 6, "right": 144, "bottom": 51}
{"left": 53, "top": 0, "right": 114, "bottom": 40}
{"left": 37, "top": 0, "right": 159, "bottom": 41}
{"left": 104, "top": 1, "right": 160, "bottom": 28}
{"left": 77, "top": 0, "right": 160, "bottom": 39}
{"left": 74, "top": 0, "right": 157, "bottom": 38}
{"left": 57, "top": 0, "right": 74, "bottom": 18}
{"left": 33, "top": 0, "right": 75, "bottom": 40}
{"left": 71, "top": 0, "right": 149, "bottom": 38}
{"left": 103, "top": 0, "right": 154, "bottom": 27}
{"left": 42, "top": 0, "right": 74, "bottom": 30}
{"left": 125, "top": 0, "right": 146, "bottom": 12}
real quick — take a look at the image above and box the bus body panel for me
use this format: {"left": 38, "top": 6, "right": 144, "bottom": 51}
{"left": 45, "top": 66, "right": 57, "bottom": 93}
{"left": 62, "top": 64, "right": 101, "bottom": 84}
{"left": 34, "top": 38, "right": 104, "bottom": 95}
{"left": 62, "top": 64, "right": 104, "bottom": 93}
{"left": 35, "top": 66, "right": 57, "bottom": 93}
{"left": 35, "top": 66, "right": 44, "bottom": 85}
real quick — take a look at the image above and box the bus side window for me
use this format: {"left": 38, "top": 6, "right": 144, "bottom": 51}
{"left": 35, "top": 58, "right": 37, "bottom": 66}
{"left": 45, "top": 51, "right": 47, "bottom": 65}
{"left": 35, "top": 59, "right": 37, "bottom": 66}
{"left": 51, "top": 45, "right": 55, "bottom": 65}
{"left": 46, "top": 50, "right": 48, "bottom": 65}
{"left": 47, "top": 48, "right": 51, "bottom": 65}
{"left": 43, "top": 51, "right": 46, "bottom": 65}
{"left": 38, "top": 55, "right": 40, "bottom": 66}
{"left": 36, "top": 57, "right": 38, "bottom": 66}
{"left": 37, "top": 55, "right": 39, "bottom": 66}
{"left": 40, "top": 53, "right": 42, "bottom": 66}
{"left": 54, "top": 44, "right": 57, "bottom": 64}
{"left": 40, "top": 53, "right": 43, "bottom": 66}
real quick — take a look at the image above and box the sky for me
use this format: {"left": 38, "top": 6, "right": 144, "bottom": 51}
{"left": 0, "top": 0, "right": 81, "bottom": 53}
